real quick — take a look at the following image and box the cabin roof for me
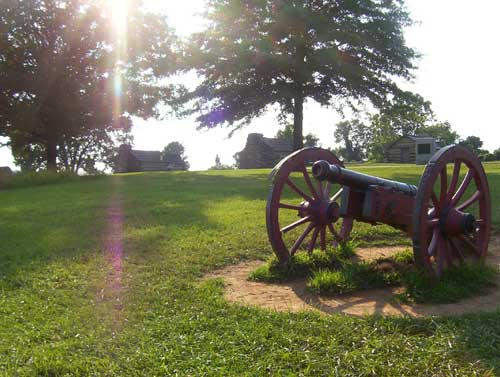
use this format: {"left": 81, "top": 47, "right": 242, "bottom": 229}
{"left": 387, "top": 135, "right": 436, "bottom": 150}
{"left": 261, "top": 137, "right": 293, "bottom": 153}
{"left": 130, "top": 150, "right": 182, "bottom": 163}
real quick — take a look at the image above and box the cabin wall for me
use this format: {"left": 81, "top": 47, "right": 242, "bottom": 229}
{"left": 238, "top": 134, "right": 286, "bottom": 169}
{"left": 386, "top": 138, "right": 416, "bottom": 163}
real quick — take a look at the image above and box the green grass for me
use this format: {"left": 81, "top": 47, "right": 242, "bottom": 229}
{"left": 0, "top": 170, "right": 104, "bottom": 190}
{"left": 249, "top": 248, "right": 341, "bottom": 282}
{"left": 397, "top": 263, "right": 499, "bottom": 304}
{"left": 1, "top": 164, "right": 500, "bottom": 375}
{"left": 251, "top": 248, "right": 497, "bottom": 303}
{"left": 307, "top": 262, "right": 400, "bottom": 295}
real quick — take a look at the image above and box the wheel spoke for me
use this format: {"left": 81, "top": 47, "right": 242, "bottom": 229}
{"left": 450, "top": 169, "right": 474, "bottom": 207}
{"left": 301, "top": 166, "right": 320, "bottom": 199}
{"left": 440, "top": 167, "right": 448, "bottom": 205}
{"left": 447, "top": 161, "right": 461, "bottom": 197}
{"left": 428, "top": 228, "right": 439, "bottom": 256}
{"left": 436, "top": 235, "right": 446, "bottom": 276}
{"left": 444, "top": 238, "right": 453, "bottom": 268}
{"left": 456, "top": 190, "right": 482, "bottom": 211}
{"left": 320, "top": 226, "right": 326, "bottom": 250}
{"left": 308, "top": 226, "right": 321, "bottom": 253}
{"left": 331, "top": 188, "right": 343, "bottom": 202}
{"left": 317, "top": 180, "right": 323, "bottom": 199}
{"left": 286, "top": 178, "right": 313, "bottom": 202}
{"left": 456, "top": 234, "right": 481, "bottom": 257}
{"left": 449, "top": 237, "right": 465, "bottom": 263}
{"left": 290, "top": 223, "right": 315, "bottom": 255}
{"left": 427, "top": 218, "right": 440, "bottom": 228}
{"left": 279, "top": 203, "right": 305, "bottom": 211}
{"left": 281, "top": 216, "right": 311, "bottom": 233}
{"left": 327, "top": 223, "right": 341, "bottom": 243}
{"left": 324, "top": 181, "right": 332, "bottom": 199}
{"left": 431, "top": 191, "right": 440, "bottom": 214}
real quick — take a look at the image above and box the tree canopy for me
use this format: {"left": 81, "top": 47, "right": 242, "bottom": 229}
{"left": 366, "top": 92, "right": 437, "bottom": 161}
{"left": 332, "top": 91, "right": 461, "bottom": 162}
{"left": 0, "top": 0, "right": 177, "bottom": 171}
{"left": 459, "top": 136, "right": 483, "bottom": 155}
{"left": 275, "top": 123, "right": 319, "bottom": 147}
{"left": 415, "top": 121, "right": 459, "bottom": 146}
{"left": 180, "top": 0, "right": 418, "bottom": 150}
{"left": 163, "top": 141, "right": 189, "bottom": 170}
{"left": 334, "top": 119, "right": 370, "bottom": 161}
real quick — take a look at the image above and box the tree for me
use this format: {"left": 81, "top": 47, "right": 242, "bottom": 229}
{"left": 180, "top": 0, "right": 418, "bottom": 150}
{"left": 233, "top": 151, "right": 241, "bottom": 169}
{"left": 163, "top": 141, "right": 189, "bottom": 170}
{"left": 459, "top": 136, "right": 483, "bottom": 155}
{"left": 415, "top": 121, "right": 459, "bottom": 146}
{"left": 366, "top": 92, "right": 437, "bottom": 161}
{"left": 0, "top": 0, "right": 177, "bottom": 171}
{"left": 303, "top": 133, "right": 319, "bottom": 148}
{"left": 11, "top": 143, "right": 47, "bottom": 172}
{"left": 275, "top": 124, "right": 318, "bottom": 147}
{"left": 334, "top": 120, "right": 371, "bottom": 161}
{"left": 480, "top": 148, "right": 500, "bottom": 162}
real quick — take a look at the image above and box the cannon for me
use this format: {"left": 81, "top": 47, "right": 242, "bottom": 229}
{"left": 266, "top": 145, "right": 491, "bottom": 278}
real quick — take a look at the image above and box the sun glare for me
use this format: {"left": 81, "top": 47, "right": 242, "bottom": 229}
{"left": 110, "top": 0, "right": 128, "bottom": 36}
{"left": 109, "top": 0, "right": 128, "bottom": 125}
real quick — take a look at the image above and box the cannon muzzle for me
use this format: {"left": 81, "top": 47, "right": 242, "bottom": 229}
{"left": 312, "top": 160, "right": 418, "bottom": 196}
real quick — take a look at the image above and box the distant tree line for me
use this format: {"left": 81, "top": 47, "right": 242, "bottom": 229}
{"left": 332, "top": 99, "right": 497, "bottom": 162}
{"left": 1, "top": 0, "right": 497, "bottom": 173}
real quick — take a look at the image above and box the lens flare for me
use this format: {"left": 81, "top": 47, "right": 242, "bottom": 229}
{"left": 110, "top": 0, "right": 128, "bottom": 127}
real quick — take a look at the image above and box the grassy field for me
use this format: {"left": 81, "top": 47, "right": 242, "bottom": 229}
{"left": 1, "top": 163, "right": 500, "bottom": 375}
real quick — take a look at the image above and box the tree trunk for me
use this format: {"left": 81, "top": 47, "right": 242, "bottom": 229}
{"left": 46, "top": 138, "right": 57, "bottom": 171}
{"left": 292, "top": 96, "right": 304, "bottom": 150}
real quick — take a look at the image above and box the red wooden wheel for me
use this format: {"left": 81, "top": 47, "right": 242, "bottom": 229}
{"left": 266, "top": 148, "right": 353, "bottom": 262}
{"left": 412, "top": 145, "right": 491, "bottom": 278}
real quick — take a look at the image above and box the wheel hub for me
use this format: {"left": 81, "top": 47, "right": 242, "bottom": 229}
{"left": 439, "top": 207, "right": 477, "bottom": 236}
{"left": 299, "top": 199, "right": 339, "bottom": 225}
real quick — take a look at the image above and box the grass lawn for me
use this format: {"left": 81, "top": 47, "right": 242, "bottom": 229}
{"left": 1, "top": 162, "right": 500, "bottom": 375}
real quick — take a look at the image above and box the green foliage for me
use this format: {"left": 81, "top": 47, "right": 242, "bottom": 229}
{"left": 367, "top": 92, "right": 436, "bottom": 161}
{"left": 335, "top": 240, "right": 359, "bottom": 259}
{"left": 365, "top": 92, "right": 463, "bottom": 161}
{"left": 163, "top": 141, "right": 185, "bottom": 156}
{"left": 275, "top": 124, "right": 319, "bottom": 147}
{"left": 415, "top": 121, "right": 459, "bottom": 146}
{"left": 163, "top": 141, "right": 190, "bottom": 170}
{"left": 0, "top": 0, "right": 177, "bottom": 170}
{"left": 480, "top": 148, "right": 500, "bottom": 162}
{"left": 180, "top": 0, "right": 418, "bottom": 150}
{"left": 460, "top": 136, "right": 484, "bottom": 155}
{"left": 334, "top": 120, "right": 371, "bottom": 161}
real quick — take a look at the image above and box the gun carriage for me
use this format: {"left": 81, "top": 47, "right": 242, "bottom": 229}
{"left": 266, "top": 145, "right": 491, "bottom": 278}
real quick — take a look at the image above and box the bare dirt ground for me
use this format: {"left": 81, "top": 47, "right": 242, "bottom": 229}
{"left": 206, "top": 239, "right": 500, "bottom": 317}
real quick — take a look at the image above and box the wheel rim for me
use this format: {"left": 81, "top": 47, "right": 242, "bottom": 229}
{"left": 412, "top": 145, "right": 491, "bottom": 278}
{"left": 266, "top": 148, "right": 353, "bottom": 262}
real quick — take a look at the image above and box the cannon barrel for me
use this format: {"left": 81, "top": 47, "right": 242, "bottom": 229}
{"left": 312, "top": 160, "right": 418, "bottom": 196}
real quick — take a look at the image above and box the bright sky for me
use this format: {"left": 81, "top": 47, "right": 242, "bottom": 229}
{"left": 1, "top": 0, "right": 499, "bottom": 171}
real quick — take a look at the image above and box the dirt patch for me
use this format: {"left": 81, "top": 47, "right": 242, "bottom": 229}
{"left": 206, "top": 240, "right": 500, "bottom": 317}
